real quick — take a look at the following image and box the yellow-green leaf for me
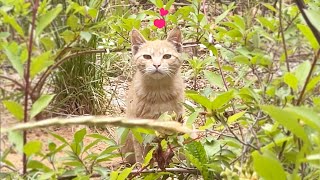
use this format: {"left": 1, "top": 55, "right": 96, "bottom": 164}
{"left": 2, "top": 100, "right": 24, "bottom": 121}
{"left": 36, "top": 4, "right": 62, "bottom": 36}
{"left": 30, "top": 94, "right": 55, "bottom": 119}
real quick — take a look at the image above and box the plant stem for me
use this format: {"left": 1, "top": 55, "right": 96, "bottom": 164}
{"left": 23, "top": 0, "right": 39, "bottom": 174}
{"left": 279, "top": 0, "right": 290, "bottom": 72}
{"left": 297, "top": 49, "right": 320, "bottom": 105}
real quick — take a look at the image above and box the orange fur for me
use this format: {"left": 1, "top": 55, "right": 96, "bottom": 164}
{"left": 122, "top": 28, "right": 185, "bottom": 164}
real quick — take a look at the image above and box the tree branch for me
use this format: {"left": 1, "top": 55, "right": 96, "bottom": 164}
{"left": 23, "top": 0, "right": 39, "bottom": 174}
{"left": 1, "top": 116, "right": 195, "bottom": 134}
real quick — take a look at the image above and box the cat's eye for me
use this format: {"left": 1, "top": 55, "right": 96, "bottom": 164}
{"left": 143, "top": 54, "right": 152, "bottom": 59}
{"left": 163, "top": 54, "right": 172, "bottom": 59}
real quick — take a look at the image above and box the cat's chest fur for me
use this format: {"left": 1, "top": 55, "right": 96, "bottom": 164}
{"left": 126, "top": 72, "right": 184, "bottom": 119}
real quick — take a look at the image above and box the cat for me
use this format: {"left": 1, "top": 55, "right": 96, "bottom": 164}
{"left": 121, "top": 27, "right": 185, "bottom": 164}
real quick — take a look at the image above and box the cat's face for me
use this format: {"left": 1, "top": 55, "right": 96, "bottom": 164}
{"left": 131, "top": 28, "right": 183, "bottom": 80}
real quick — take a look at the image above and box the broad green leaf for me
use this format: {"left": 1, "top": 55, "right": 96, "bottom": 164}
{"left": 67, "top": 14, "right": 80, "bottom": 30}
{"left": 185, "top": 141, "right": 209, "bottom": 179}
{"left": 211, "top": 90, "right": 235, "bottom": 110}
{"left": 186, "top": 110, "right": 200, "bottom": 128}
{"left": 262, "top": 3, "right": 277, "bottom": 12}
{"left": 257, "top": 17, "right": 276, "bottom": 32}
{"left": 74, "top": 128, "right": 86, "bottom": 144}
{"left": 283, "top": 72, "right": 298, "bottom": 91}
{"left": 27, "top": 160, "right": 51, "bottom": 172}
{"left": 285, "top": 106, "right": 320, "bottom": 133}
{"left": 228, "top": 111, "right": 246, "bottom": 123}
{"left": 293, "top": 61, "right": 311, "bottom": 88}
{"left": 49, "top": 132, "right": 68, "bottom": 144}
{"left": 24, "top": 140, "right": 42, "bottom": 157}
{"left": 0, "top": 11, "right": 24, "bottom": 36}
{"left": 204, "top": 70, "right": 224, "bottom": 89}
{"left": 215, "top": 8, "right": 232, "bottom": 24}
{"left": 306, "top": 75, "right": 320, "bottom": 93}
{"left": 8, "top": 131, "right": 23, "bottom": 153}
{"left": 261, "top": 105, "right": 309, "bottom": 144}
{"left": 36, "top": 4, "right": 62, "bottom": 36}
{"left": 165, "top": 0, "right": 175, "bottom": 10}
{"left": 155, "top": 0, "right": 164, "bottom": 8}
{"left": 30, "top": 51, "right": 54, "bottom": 78}
{"left": 185, "top": 90, "right": 211, "bottom": 109}
{"left": 232, "top": 55, "right": 250, "bottom": 65}
{"left": 30, "top": 94, "right": 55, "bottom": 119}
{"left": 252, "top": 150, "right": 286, "bottom": 180}
{"left": 305, "top": 9, "right": 320, "bottom": 32}
{"left": 61, "top": 30, "right": 76, "bottom": 43}
{"left": 110, "top": 171, "right": 119, "bottom": 180}
{"left": 2, "top": 100, "right": 24, "bottom": 121}
{"left": 3, "top": 42, "right": 24, "bottom": 77}
{"left": 80, "top": 31, "right": 92, "bottom": 43}
{"left": 143, "top": 148, "right": 155, "bottom": 167}
{"left": 297, "top": 24, "right": 320, "bottom": 50}
{"left": 117, "top": 166, "right": 134, "bottom": 180}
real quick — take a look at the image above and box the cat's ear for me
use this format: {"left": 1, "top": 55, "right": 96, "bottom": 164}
{"left": 167, "top": 27, "right": 182, "bottom": 53}
{"left": 131, "top": 29, "right": 146, "bottom": 55}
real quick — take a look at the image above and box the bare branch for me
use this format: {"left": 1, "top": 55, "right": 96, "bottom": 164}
{"left": 1, "top": 116, "right": 195, "bottom": 134}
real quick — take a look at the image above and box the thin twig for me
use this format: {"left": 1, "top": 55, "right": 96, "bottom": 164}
{"left": 23, "top": 0, "right": 39, "bottom": 174}
{"left": 297, "top": 50, "right": 320, "bottom": 105}
{"left": 0, "top": 75, "right": 24, "bottom": 90}
{"left": 279, "top": 0, "right": 290, "bottom": 72}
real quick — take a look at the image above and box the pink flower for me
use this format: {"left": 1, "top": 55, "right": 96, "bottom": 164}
{"left": 154, "top": 18, "right": 166, "bottom": 28}
{"left": 159, "top": 8, "right": 168, "bottom": 16}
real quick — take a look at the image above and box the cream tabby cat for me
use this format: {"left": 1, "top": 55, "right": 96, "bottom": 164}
{"left": 121, "top": 28, "right": 185, "bottom": 164}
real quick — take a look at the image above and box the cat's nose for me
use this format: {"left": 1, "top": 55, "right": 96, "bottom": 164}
{"left": 153, "top": 64, "right": 161, "bottom": 69}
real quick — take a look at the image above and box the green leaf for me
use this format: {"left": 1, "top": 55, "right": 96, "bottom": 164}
{"left": 67, "top": 14, "right": 80, "bottom": 30}
{"left": 27, "top": 160, "right": 51, "bottom": 172}
{"left": 185, "top": 141, "right": 209, "bottom": 179}
{"left": 2, "top": 100, "right": 24, "bottom": 121}
{"left": 0, "top": 11, "right": 24, "bottom": 36}
{"left": 252, "top": 150, "right": 286, "bottom": 180}
{"left": 3, "top": 42, "right": 24, "bottom": 77}
{"left": 117, "top": 166, "right": 134, "bottom": 180}
{"left": 110, "top": 171, "right": 119, "bottom": 180}
{"left": 153, "top": 0, "right": 164, "bottom": 8}
{"left": 165, "top": 0, "right": 175, "bottom": 10}
{"left": 24, "top": 140, "right": 42, "bottom": 157}
{"left": 30, "top": 51, "right": 54, "bottom": 78}
{"left": 74, "top": 128, "right": 86, "bottom": 144}
{"left": 30, "top": 94, "right": 55, "bottom": 119}
{"left": 49, "top": 132, "right": 68, "bottom": 144}
{"left": 305, "top": 9, "right": 320, "bottom": 33}
{"left": 211, "top": 90, "right": 235, "bottom": 110}
{"left": 228, "top": 111, "right": 246, "bottom": 124}
{"left": 204, "top": 70, "right": 224, "bottom": 89}
{"left": 262, "top": 3, "right": 277, "bottom": 12}
{"left": 143, "top": 148, "right": 155, "bottom": 167}
{"left": 293, "top": 61, "right": 311, "bottom": 89}
{"left": 297, "top": 24, "right": 320, "bottom": 50}
{"left": 261, "top": 105, "right": 309, "bottom": 144}
{"left": 283, "top": 72, "right": 298, "bottom": 91}
{"left": 215, "top": 8, "right": 232, "bottom": 25}
{"left": 8, "top": 131, "right": 23, "bottom": 153}
{"left": 185, "top": 90, "right": 211, "bottom": 109}
{"left": 285, "top": 106, "right": 320, "bottom": 133}
{"left": 306, "top": 75, "right": 320, "bottom": 93}
{"left": 80, "top": 31, "right": 92, "bottom": 43}
{"left": 36, "top": 4, "right": 63, "bottom": 36}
